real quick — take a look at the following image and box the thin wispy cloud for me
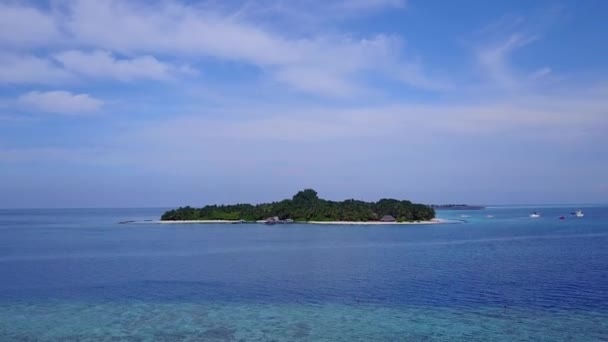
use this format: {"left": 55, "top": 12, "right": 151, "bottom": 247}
{"left": 53, "top": 50, "right": 195, "bottom": 82}
{"left": 18, "top": 91, "right": 103, "bottom": 115}
{"left": 0, "top": 53, "right": 72, "bottom": 84}
{"left": 476, "top": 33, "right": 539, "bottom": 89}
{"left": 0, "top": 2, "right": 62, "bottom": 47}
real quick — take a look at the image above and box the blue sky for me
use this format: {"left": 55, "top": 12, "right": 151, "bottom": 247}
{"left": 1, "top": 0, "right": 607, "bottom": 208}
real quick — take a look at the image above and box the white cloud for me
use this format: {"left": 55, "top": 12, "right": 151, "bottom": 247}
{"left": 0, "top": 53, "right": 72, "bottom": 84}
{"left": 0, "top": 0, "right": 431, "bottom": 96}
{"left": 63, "top": 0, "right": 299, "bottom": 65}
{"left": 53, "top": 50, "right": 195, "bottom": 82}
{"left": 0, "top": 3, "right": 61, "bottom": 47}
{"left": 18, "top": 91, "right": 103, "bottom": 115}
{"left": 0, "top": 1, "right": 438, "bottom": 96}
{"left": 0, "top": 50, "right": 195, "bottom": 85}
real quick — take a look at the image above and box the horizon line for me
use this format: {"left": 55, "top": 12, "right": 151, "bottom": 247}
{"left": 1, "top": 203, "right": 607, "bottom": 210}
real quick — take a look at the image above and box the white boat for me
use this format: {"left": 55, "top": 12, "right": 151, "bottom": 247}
{"left": 530, "top": 212, "right": 541, "bottom": 218}
{"left": 575, "top": 210, "right": 584, "bottom": 218}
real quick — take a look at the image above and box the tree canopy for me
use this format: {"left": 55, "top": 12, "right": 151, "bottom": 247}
{"left": 161, "top": 189, "right": 435, "bottom": 222}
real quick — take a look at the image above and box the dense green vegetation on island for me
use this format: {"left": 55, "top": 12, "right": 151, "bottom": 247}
{"left": 161, "top": 189, "right": 435, "bottom": 222}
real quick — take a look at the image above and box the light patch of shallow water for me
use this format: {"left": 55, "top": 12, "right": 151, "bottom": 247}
{"left": 1, "top": 301, "right": 607, "bottom": 341}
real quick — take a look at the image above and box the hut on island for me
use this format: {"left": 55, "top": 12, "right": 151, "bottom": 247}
{"left": 380, "top": 215, "right": 396, "bottom": 222}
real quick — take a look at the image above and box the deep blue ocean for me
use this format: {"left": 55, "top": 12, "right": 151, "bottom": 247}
{"left": 1, "top": 206, "right": 607, "bottom": 341}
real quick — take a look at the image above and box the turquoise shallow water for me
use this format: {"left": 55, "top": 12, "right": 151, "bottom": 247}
{"left": 2, "top": 301, "right": 607, "bottom": 341}
{"left": 1, "top": 207, "right": 607, "bottom": 341}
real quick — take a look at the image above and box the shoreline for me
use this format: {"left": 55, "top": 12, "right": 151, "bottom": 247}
{"left": 307, "top": 219, "right": 450, "bottom": 225}
{"left": 135, "top": 218, "right": 457, "bottom": 225}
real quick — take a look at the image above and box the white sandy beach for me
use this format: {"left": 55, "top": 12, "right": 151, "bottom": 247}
{"left": 306, "top": 219, "right": 449, "bottom": 225}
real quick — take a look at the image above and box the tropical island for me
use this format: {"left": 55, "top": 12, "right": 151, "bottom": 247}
{"left": 160, "top": 189, "right": 436, "bottom": 224}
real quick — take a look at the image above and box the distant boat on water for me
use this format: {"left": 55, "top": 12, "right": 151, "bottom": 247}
{"left": 264, "top": 217, "right": 295, "bottom": 225}
{"left": 530, "top": 212, "right": 541, "bottom": 218}
{"left": 574, "top": 210, "right": 584, "bottom": 218}
{"left": 265, "top": 216, "right": 280, "bottom": 225}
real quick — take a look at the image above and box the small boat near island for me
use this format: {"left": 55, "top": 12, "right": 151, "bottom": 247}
{"left": 572, "top": 210, "right": 584, "bottom": 218}
{"left": 264, "top": 217, "right": 295, "bottom": 225}
{"left": 530, "top": 212, "right": 541, "bottom": 218}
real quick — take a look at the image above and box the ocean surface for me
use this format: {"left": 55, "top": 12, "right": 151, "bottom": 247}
{"left": 0, "top": 206, "right": 607, "bottom": 341}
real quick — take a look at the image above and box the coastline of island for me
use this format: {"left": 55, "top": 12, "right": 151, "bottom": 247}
{"left": 133, "top": 218, "right": 458, "bottom": 225}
